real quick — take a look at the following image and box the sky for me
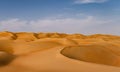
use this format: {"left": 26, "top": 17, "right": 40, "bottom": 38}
{"left": 0, "top": 0, "right": 120, "bottom": 35}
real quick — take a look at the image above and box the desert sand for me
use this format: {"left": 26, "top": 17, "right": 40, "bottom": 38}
{"left": 0, "top": 31, "right": 120, "bottom": 72}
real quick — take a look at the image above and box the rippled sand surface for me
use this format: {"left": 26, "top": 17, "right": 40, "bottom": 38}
{"left": 0, "top": 31, "right": 120, "bottom": 72}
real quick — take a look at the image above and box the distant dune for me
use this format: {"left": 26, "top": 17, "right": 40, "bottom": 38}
{"left": 0, "top": 31, "right": 120, "bottom": 72}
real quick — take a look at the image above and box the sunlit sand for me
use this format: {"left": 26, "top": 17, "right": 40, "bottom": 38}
{"left": 0, "top": 31, "right": 120, "bottom": 72}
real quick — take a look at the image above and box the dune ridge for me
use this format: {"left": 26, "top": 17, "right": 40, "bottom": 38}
{"left": 0, "top": 31, "right": 120, "bottom": 41}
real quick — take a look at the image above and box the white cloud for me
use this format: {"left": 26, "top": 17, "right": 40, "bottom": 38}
{"left": 74, "top": 0, "right": 108, "bottom": 4}
{"left": 0, "top": 15, "right": 119, "bottom": 35}
{"left": 0, "top": 19, "right": 28, "bottom": 31}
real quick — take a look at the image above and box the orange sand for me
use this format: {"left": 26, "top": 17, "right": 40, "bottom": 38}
{"left": 0, "top": 31, "right": 120, "bottom": 72}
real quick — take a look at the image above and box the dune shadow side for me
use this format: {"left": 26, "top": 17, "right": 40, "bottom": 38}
{"left": 0, "top": 52, "right": 16, "bottom": 66}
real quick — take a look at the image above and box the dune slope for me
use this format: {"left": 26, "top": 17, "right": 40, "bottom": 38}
{"left": 61, "top": 45, "right": 120, "bottom": 67}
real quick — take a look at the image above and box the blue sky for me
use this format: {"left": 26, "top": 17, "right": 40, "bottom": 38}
{"left": 0, "top": 0, "right": 120, "bottom": 35}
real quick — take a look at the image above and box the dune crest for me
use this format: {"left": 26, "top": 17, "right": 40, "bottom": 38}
{"left": 0, "top": 31, "right": 120, "bottom": 41}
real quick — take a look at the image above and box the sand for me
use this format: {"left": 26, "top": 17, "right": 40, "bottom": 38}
{"left": 0, "top": 31, "right": 120, "bottom": 72}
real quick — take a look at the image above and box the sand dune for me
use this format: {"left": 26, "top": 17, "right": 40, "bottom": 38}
{"left": 0, "top": 31, "right": 120, "bottom": 72}
{"left": 0, "top": 39, "right": 13, "bottom": 53}
{"left": 0, "top": 31, "right": 16, "bottom": 40}
{"left": 61, "top": 45, "right": 120, "bottom": 67}
{"left": 12, "top": 40, "right": 62, "bottom": 55}
{"left": 15, "top": 32, "right": 38, "bottom": 41}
